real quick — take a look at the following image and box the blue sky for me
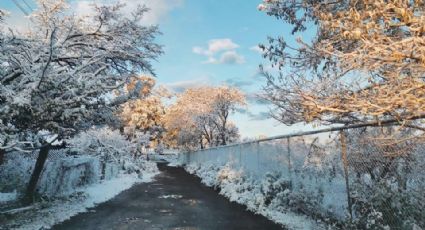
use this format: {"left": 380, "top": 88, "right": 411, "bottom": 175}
{"left": 150, "top": 0, "right": 319, "bottom": 138}
{"left": 1, "top": 0, "right": 317, "bottom": 138}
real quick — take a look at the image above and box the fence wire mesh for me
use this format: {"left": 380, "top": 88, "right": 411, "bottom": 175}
{"left": 182, "top": 127, "right": 425, "bottom": 228}
{"left": 0, "top": 148, "right": 119, "bottom": 201}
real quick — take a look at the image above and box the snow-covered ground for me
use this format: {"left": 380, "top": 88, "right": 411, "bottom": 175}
{"left": 185, "top": 162, "right": 328, "bottom": 230}
{"left": 1, "top": 165, "right": 159, "bottom": 230}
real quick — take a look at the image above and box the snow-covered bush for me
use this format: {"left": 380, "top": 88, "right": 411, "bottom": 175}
{"left": 185, "top": 162, "right": 327, "bottom": 229}
{"left": 69, "top": 127, "right": 158, "bottom": 177}
{"left": 349, "top": 179, "right": 425, "bottom": 229}
{"left": 343, "top": 128, "right": 425, "bottom": 229}
{"left": 69, "top": 127, "right": 135, "bottom": 162}
{"left": 261, "top": 172, "right": 292, "bottom": 207}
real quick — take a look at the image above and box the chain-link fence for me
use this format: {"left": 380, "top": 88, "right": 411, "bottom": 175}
{"left": 181, "top": 127, "right": 425, "bottom": 229}
{"left": 0, "top": 148, "right": 120, "bottom": 203}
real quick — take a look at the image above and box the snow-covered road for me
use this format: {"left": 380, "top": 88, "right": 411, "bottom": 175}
{"left": 52, "top": 163, "right": 284, "bottom": 230}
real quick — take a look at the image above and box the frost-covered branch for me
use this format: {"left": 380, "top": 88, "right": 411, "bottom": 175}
{"left": 0, "top": 0, "right": 162, "bottom": 150}
{"left": 259, "top": 0, "right": 425, "bottom": 130}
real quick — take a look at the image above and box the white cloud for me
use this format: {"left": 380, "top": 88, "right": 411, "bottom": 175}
{"left": 207, "top": 39, "right": 239, "bottom": 54}
{"left": 202, "top": 56, "right": 218, "bottom": 64}
{"left": 193, "top": 39, "right": 239, "bottom": 56}
{"left": 165, "top": 76, "right": 211, "bottom": 93}
{"left": 218, "top": 51, "right": 245, "bottom": 64}
{"left": 192, "top": 46, "right": 206, "bottom": 55}
{"left": 250, "top": 45, "right": 265, "bottom": 54}
{"left": 193, "top": 38, "right": 245, "bottom": 65}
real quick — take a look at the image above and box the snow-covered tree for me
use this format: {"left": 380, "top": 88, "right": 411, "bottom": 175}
{"left": 164, "top": 86, "right": 245, "bottom": 150}
{"left": 119, "top": 76, "right": 168, "bottom": 152}
{"left": 0, "top": 0, "right": 162, "bottom": 202}
{"left": 0, "top": 0, "right": 162, "bottom": 152}
{"left": 212, "top": 87, "right": 246, "bottom": 145}
{"left": 258, "top": 0, "right": 425, "bottom": 130}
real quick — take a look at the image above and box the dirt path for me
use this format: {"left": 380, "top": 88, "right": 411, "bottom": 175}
{"left": 52, "top": 163, "right": 284, "bottom": 230}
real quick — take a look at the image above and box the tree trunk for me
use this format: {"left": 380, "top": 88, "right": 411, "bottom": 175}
{"left": 24, "top": 145, "right": 50, "bottom": 204}
{"left": 200, "top": 137, "right": 204, "bottom": 149}
{"left": 0, "top": 148, "right": 5, "bottom": 165}
{"left": 220, "top": 116, "right": 227, "bottom": 146}
{"left": 221, "top": 133, "right": 226, "bottom": 146}
{"left": 219, "top": 124, "right": 226, "bottom": 146}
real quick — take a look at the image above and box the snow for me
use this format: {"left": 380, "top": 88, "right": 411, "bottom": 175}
{"left": 140, "top": 170, "right": 159, "bottom": 183}
{"left": 185, "top": 162, "right": 327, "bottom": 230}
{"left": 0, "top": 1, "right": 162, "bottom": 153}
{"left": 182, "top": 132, "right": 425, "bottom": 229}
{"left": 1, "top": 153, "right": 160, "bottom": 229}
{"left": 158, "top": 194, "right": 183, "bottom": 199}
{"left": 163, "top": 153, "right": 183, "bottom": 167}
{"left": 0, "top": 191, "right": 17, "bottom": 203}
{"left": 182, "top": 138, "right": 350, "bottom": 223}
{"left": 4, "top": 170, "right": 159, "bottom": 230}
{"left": 80, "top": 173, "right": 141, "bottom": 206}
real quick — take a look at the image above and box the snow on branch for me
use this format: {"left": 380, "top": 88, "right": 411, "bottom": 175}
{"left": 0, "top": 0, "right": 162, "bottom": 150}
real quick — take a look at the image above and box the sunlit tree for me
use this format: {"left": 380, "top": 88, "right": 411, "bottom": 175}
{"left": 120, "top": 76, "right": 169, "bottom": 153}
{"left": 259, "top": 0, "right": 425, "bottom": 130}
{"left": 164, "top": 86, "right": 245, "bottom": 150}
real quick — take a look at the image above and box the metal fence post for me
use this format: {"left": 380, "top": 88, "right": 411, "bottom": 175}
{"left": 287, "top": 137, "right": 291, "bottom": 178}
{"left": 257, "top": 141, "right": 260, "bottom": 171}
{"left": 239, "top": 144, "right": 242, "bottom": 166}
{"left": 340, "top": 130, "right": 353, "bottom": 221}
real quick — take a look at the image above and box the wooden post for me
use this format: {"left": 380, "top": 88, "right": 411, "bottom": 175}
{"left": 340, "top": 131, "right": 353, "bottom": 221}
{"left": 24, "top": 144, "right": 50, "bottom": 204}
